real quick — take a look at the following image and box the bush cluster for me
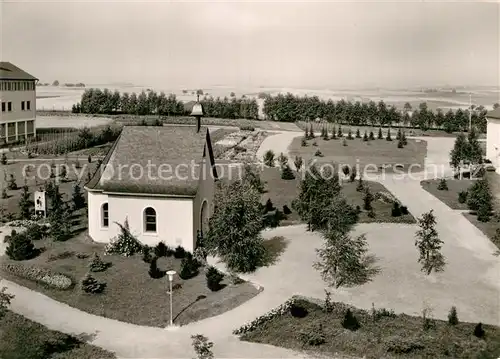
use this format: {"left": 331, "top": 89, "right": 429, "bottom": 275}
{"left": 299, "top": 324, "right": 326, "bottom": 346}
{"left": 2, "top": 263, "right": 73, "bottom": 290}
{"left": 148, "top": 257, "right": 165, "bottom": 279}
{"left": 88, "top": 253, "right": 109, "bottom": 272}
{"left": 458, "top": 190, "right": 468, "bottom": 204}
{"left": 179, "top": 254, "right": 202, "bottom": 280}
{"left": 342, "top": 309, "right": 360, "bottom": 331}
{"left": 5, "top": 230, "right": 39, "bottom": 261}
{"left": 385, "top": 335, "right": 425, "bottom": 354}
{"left": 174, "top": 245, "right": 187, "bottom": 259}
{"left": 233, "top": 298, "right": 298, "bottom": 335}
{"left": 104, "top": 220, "right": 143, "bottom": 256}
{"left": 206, "top": 266, "right": 224, "bottom": 291}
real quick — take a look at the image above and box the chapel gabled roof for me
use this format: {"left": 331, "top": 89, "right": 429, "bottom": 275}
{"left": 85, "top": 126, "right": 216, "bottom": 197}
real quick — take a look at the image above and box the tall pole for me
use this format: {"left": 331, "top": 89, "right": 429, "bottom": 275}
{"left": 169, "top": 278, "right": 173, "bottom": 326}
{"left": 469, "top": 92, "right": 472, "bottom": 132}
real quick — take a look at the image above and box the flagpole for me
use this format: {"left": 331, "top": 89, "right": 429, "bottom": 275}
{"left": 469, "top": 92, "right": 472, "bottom": 132}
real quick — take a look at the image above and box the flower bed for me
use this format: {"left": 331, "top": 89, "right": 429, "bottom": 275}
{"left": 233, "top": 297, "right": 297, "bottom": 335}
{"left": 2, "top": 263, "right": 73, "bottom": 290}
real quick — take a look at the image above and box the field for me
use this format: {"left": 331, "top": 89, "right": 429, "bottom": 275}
{"left": 260, "top": 167, "right": 415, "bottom": 225}
{"left": 35, "top": 85, "right": 499, "bottom": 113}
{"left": 0, "top": 310, "right": 116, "bottom": 359}
{"left": 239, "top": 297, "right": 500, "bottom": 359}
{"left": 0, "top": 231, "right": 260, "bottom": 327}
{"left": 288, "top": 135, "right": 427, "bottom": 174}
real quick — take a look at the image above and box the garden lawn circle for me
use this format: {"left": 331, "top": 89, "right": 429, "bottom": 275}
{"left": 0, "top": 232, "right": 261, "bottom": 328}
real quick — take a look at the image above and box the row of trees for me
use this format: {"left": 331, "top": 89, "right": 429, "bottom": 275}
{"left": 263, "top": 94, "right": 491, "bottom": 132}
{"left": 72, "top": 88, "right": 259, "bottom": 119}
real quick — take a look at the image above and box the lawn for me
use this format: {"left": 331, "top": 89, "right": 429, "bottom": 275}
{"left": 288, "top": 135, "right": 427, "bottom": 174}
{"left": 420, "top": 172, "right": 500, "bottom": 250}
{"left": 0, "top": 231, "right": 260, "bottom": 327}
{"left": 296, "top": 121, "right": 486, "bottom": 139}
{"left": 240, "top": 297, "right": 500, "bottom": 359}
{"left": 0, "top": 310, "right": 116, "bottom": 359}
{"left": 260, "top": 167, "right": 415, "bottom": 225}
{"left": 420, "top": 178, "right": 472, "bottom": 210}
{"left": 0, "top": 156, "right": 98, "bottom": 222}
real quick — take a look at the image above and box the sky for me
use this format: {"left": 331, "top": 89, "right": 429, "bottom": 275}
{"left": 1, "top": 0, "right": 499, "bottom": 90}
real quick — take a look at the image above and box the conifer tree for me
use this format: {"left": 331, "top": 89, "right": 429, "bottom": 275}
{"left": 377, "top": 127, "right": 383, "bottom": 139}
{"left": 415, "top": 210, "right": 445, "bottom": 275}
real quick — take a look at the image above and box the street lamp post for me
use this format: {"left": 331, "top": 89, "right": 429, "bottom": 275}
{"left": 166, "top": 270, "right": 176, "bottom": 327}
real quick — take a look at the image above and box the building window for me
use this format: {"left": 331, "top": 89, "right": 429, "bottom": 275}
{"left": 21, "top": 101, "right": 25, "bottom": 111}
{"left": 144, "top": 207, "right": 157, "bottom": 232}
{"left": 1, "top": 103, "right": 4, "bottom": 112}
{"left": 102, "top": 203, "right": 109, "bottom": 227}
{"left": 27, "top": 101, "right": 31, "bottom": 110}
{"left": 7, "top": 102, "right": 12, "bottom": 111}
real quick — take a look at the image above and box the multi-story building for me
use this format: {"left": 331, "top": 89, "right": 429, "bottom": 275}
{"left": 0, "top": 62, "right": 38, "bottom": 144}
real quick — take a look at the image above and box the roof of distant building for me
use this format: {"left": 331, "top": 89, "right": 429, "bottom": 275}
{"left": 0, "top": 62, "right": 38, "bottom": 81}
{"left": 487, "top": 107, "right": 500, "bottom": 120}
{"left": 85, "top": 126, "right": 218, "bottom": 197}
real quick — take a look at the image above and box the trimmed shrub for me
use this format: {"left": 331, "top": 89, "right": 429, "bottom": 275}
{"left": 378, "top": 127, "right": 383, "bottom": 139}
{"left": 179, "top": 254, "right": 201, "bottom": 280}
{"left": 437, "top": 178, "right": 448, "bottom": 190}
{"left": 324, "top": 290, "right": 333, "bottom": 313}
{"left": 142, "top": 246, "right": 153, "bottom": 263}
{"left": 341, "top": 309, "right": 360, "bottom": 331}
{"left": 281, "top": 164, "right": 295, "bottom": 180}
{"left": 386, "top": 129, "right": 392, "bottom": 141}
{"left": 458, "top": 190, "right": 468, "bottom": 204}
{"left": 154, "top": 241, "right": 169, "bottom": 257}
{"left": 474, "top": 323, "right": 485, "bottom": 338}
{"left": 400, "top": 205, "right": 409, "bottom": 215}
{"left": 206, "top": 266, "right": 224, "bottom": 291}
{"left": 174, "top": 245, "right": 187, "bottom": 259}
{"left": 299, "top": 324, "right": 326, "bottom": 346}
{"left": 283, "top": 205, "right": 292, "bottom": 215}
{"left": 148, "top": 257, "right": 165, "bottom": 279}
{"left": 391, "top": 202, "right": 402, "bottom": 217}
{"left": 263, "top": 150, "right": 275, "bottom": 167}
{"left": 290, "top": 303, "right": 308, "bottom": 318}
{"left": 363, "top": 131, "right": 368, "bottom": 141}
{"left": 314, "top": 149, "right": 323, "bottom": 157}
{"left": 349, "top": 168, "right": 357, "bottom": 182}
{"left": 239, "top": 125, "right": 255, "bottom": 131}
{"left": 385, "top": 336, "right": 425, "bottom": 354}
{"left": 88, "top": 252, "right": 109, "bottom": 272}
{"left": 448, "top": 306, "right": 458, "bottom": 325}
{"left": 355, "top": 128, "right": 361, "bottom": 138}
{"left": 5, "top": 231, "right": 38, "bottom": 261}
{"left": 342, "top": 165, "right": 350, "bottom": 176}
{"left": 2, "top": 263, "right": 73, "bottom": 290}
{"left": 347, "top": 129, "right": 353, "bottom": 140}
{"left": 25, "top": 223, "right": 47, "bottom": 241}
{"left": 369, "top": 131, "right": 375, "bottom": 140}
{"left": 80, "top": 273, "right": 106, "bottom": 294}
{"left": 264, "top": 198, "right": 274, "bottom": 212}
{"left": 294, "top": 155, "right": 303, "bottom": 170}
{"left": 300, "top": 137, "right": 307, "bottom": 147}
